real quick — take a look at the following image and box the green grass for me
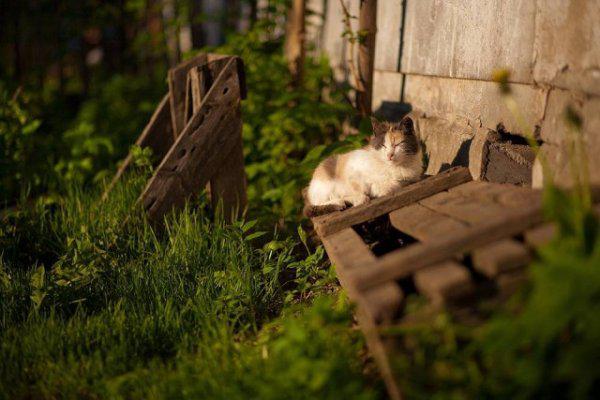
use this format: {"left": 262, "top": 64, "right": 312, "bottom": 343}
{"left": 0, "top": 174, "right": 382, "bottom": 399}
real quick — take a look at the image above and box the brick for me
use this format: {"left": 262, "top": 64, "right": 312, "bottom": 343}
{"left": 533, "top": 0, "right": 600, "bottom": 96}
{"left": 403, "top": 74, "right": 548, "bottom": 136}
{"left": 374, "top": 1, "right": 403, "bottom": 72}
{"left": 400, "top": 0, "right": 536, "bottom": 83}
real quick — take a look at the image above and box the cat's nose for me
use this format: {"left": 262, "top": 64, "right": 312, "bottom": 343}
{"left": 387, "top": 153, "right": 394, "bottom": 160}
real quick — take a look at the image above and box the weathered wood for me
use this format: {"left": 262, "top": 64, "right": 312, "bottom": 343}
{"left": 524, "top": 223, "right": 556, "bottom": 248}
{"left": 496, "top": 269, "right": 529, "bottom": 300}
{"left": 313, "top": 167, "right": 472, "bottom": 237}
{"left": 357, "top": 0, "right": 377, "bottom": 116}
{"left": 321, "top": 227, "right": 402, "bottom": 400}
{"left": 103, "top": 94, "right": 174, "bottom": 198}
{"left": 471, "top": 239, "right": 532, "bottom": 278}
{"left": 448, "top": 180, "right": 540, "bottom": 208}
{"left": 389, "top": 203, "right": 468, "bottom": 241}
{"left": 209, "top": 132, "right": 247, "bottom": 220}
{"left": 413, "top": 260, "right": 473, "bottom": 304}
{"left": 350, "top": 200, "right": 543, "bottom": 291}
{"left": 187, "top": 58, "right": 248, "bottom": 220}
{"left": 140, "top": 58, "right": 243, "bottom": 224}
{"left": 168, "top": 54, "right": 208, "bottom": 137}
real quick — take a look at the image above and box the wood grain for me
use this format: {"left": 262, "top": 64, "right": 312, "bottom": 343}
{"left": 313, "top": 167, "right": 472, "bottom": 237}
{"left": 389, "top": 203, "right": 468, "bottom": 241}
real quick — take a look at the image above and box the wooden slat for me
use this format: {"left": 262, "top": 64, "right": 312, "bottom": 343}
{"left": 168, "top": 54, "right": 209, "bottom": 137}
{"left": 414, "top": 260, "right": 473, "bottom": 304}
{"left": 420, "top": 188, "right": 512, "bottom": 225}
{"left": 449, "top": 180, "right": 540, "bottom": 207}
{"left": 321, "top": 228, "right": 401, "bottom": 322}
{"left": 524, "top": 223, "right": 556, "bottom": 248}
{"left": 103, "top": 94, "right": 174, "bottom": 198}
{"left": 471, "top": 239, "right": 532, "bottom": 278}
{"left": 140, "top": 58, "right": 242, "bottom": 224}
{"left": 313, "top": 167, "right": 472, "bottom": 237}
{"left": 349, "top": 200, "right": 543, "bottom": 291}
{"left": 389, "top": 203, "right": 468, "bottom": 241}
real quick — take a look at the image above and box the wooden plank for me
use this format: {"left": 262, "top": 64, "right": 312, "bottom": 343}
{"left": 349, "top": 200, "right": 543, "bottom": 291}
{"left": 321, "top": 228, "right": 401, "bottom": 321}
{"left": 210, "top": 139, "right": 247, "bottom": 221}
{"left": 448, "top": 180, "right": 540, "bottom": 208}
{"left": 524, "top": 223, "right": 556, "bottom": 248}
{"left": 413, "top": 260, "right": 473, "bottom": 304}
{"left": 322, "top": 227, "right": 402, "bottom": 400}
{"left": 103, "top": 94, "right": 174, "bottom": 198}
{"left": 188, "top": 59, "right": 247, "bottom": 221}
{"left": 140, "top": 58, "right": 243, "bottom": 224}
{"left": 168, "top": 54, "right": 209, "bottom": 137}
{"left": 389, "top": 203, "right": 468, "bottom": 241}
{"left": 313, "top": 167, "right": 472, "bottom": 237}
{"left": 471, "top": 239, "right": 532, "bottom": 278}
{"left": 419, "top": 189, "right": 507, "bottom": 225}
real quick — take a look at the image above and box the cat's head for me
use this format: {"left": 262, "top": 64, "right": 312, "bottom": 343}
{"left": 370, "top": 116, "right": 419, "bottom": 163}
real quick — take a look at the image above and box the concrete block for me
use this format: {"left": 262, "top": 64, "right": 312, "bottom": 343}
{"left": 374, "top": 0, "right": 403, "bottom": 72}
{"left": 400, "top": 0, "right": 536, "bottom": 83}
{"left": 412, "top": 114, "right": 476, "bottom": 175}
{"left": 533, "top": 0, "right": 600, "bottom": 96}
{"left": 469, "top": 128, "right": 495, "bottom": 180}
{"left": 403, "top": 74, "right": 548, "bottom": 136}
{"left": 372, "top": 70, "right": 403, "bottom": 116}
{"left": 536, "top": 88, "right": 600, "bottom": 186}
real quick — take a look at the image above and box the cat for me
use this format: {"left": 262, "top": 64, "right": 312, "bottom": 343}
{"left": 303, "top": 116, "right": 423, "bottom": 217}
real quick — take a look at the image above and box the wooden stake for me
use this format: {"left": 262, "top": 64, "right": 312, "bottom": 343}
{"left": 357, "top": 0, "right": 377, "bottom": 116}
{"left": 284, "top": 0, "right": 306, "bottom": 86}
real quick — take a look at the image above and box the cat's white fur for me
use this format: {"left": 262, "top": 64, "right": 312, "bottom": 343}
{"left": 306, "top": 118, "right": 423, "bottom": 210}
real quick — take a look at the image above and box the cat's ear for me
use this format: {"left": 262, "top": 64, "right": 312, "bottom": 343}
{"left": 398, "top": 116, "right": 415, "bottom": 135}
{"left": 371, "top": 117, "right": 387, "bottom": 136}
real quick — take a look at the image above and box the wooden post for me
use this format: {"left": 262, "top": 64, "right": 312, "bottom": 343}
{"left": 284, "top": 0, "right": 306, "bottom": 86}
{"left": 357, "top": 0, "right": 377, "bottom": 116}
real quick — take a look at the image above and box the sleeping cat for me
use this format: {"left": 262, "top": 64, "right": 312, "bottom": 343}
{"left": 304, "top": 116, "right": 423, "bottom": 217}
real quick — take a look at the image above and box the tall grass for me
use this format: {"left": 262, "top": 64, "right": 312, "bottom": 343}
{"left": 0, "top": 174, "right": 381, "bottom": 399}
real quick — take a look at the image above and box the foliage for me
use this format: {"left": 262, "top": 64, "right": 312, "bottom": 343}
{"left": 207, "top": 20, "right": 354, "bottom": 224}
{"left": 0, "top": 88, "right": 49, "bottom": 205}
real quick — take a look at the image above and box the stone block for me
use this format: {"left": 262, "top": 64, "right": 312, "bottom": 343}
{"left": 412, "top": 114, "right": 475, "bottom": 175}
{"left": 400, "top": 0, "right": 536, "bottom": 83}
{"left": 403, "top": 74, "right": 548, "bottom": 136}
{"left": 374, "top": 1, "right": 403, "bottom": 72}
{"left": 533, "top": 0, "right": 600, "bottom": 96}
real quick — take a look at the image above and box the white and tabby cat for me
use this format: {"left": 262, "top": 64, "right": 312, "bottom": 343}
{"left": 304, "top": 117, "right": 423, "bottom": 217}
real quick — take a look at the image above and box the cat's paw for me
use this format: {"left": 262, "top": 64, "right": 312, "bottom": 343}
{"left": 370, "top": 182, "right": 397, "bottom": 198}
{"left": 347, "top": 194, "right": 370, "bottom": 206}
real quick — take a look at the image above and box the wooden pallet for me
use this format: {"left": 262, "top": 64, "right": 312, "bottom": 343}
{"left": 311, "top": 167, "right": 558, "bottom": 400}
{"left": 104, "top": 53, "right": 247, "bottom": 224}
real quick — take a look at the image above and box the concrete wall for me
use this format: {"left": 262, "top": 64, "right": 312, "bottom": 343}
{"left": 318, "top": 0, "right": 600, "bottom": 186}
